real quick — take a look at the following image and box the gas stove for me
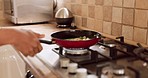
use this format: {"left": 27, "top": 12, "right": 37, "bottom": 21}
{"left": 36, "top": 36, "right": 148, "bottom": 78}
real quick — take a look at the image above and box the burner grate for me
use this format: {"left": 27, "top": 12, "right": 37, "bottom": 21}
{"left": 50, "top": 37, "right": 148, "bottom": 78}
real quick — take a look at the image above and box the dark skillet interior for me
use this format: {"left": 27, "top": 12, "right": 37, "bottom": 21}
{"left": 51, "top": 30, "right": 101, "bottom": 39}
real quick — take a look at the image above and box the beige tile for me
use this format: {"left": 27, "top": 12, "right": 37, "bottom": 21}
{"left": 76, "top": 0, "right": 82, "bottom": 4}
{"left": 134, "top": 9, "right": 148, "bottom": 27}
{"left": 71, "top": 4, "right": 82, "bottom": 16}
{"left": 95, "top": 5, "right": 103, "bottom": 20}
{"left": 71, "top": 4, "right": 75, "bottom": 14}
{"left": 94, "top": 19, "right": 103, "bottom": 32}
{"left": 123, "top": 0, "right": 135, "bottom": 8}
{"left": 62, "top": 3, "right": 67, "bottom": 7}
{"left": 71, "top": 0, "right": 76, "bottom": 3}
{"left": 103, "top": 21, "right": 112, "bottom": 34}
{"left": 82, "top": 17, "right": 87, "bottom": 27}
{"left": 111, "top": 22, "right": 122, "bottom": 36}
{"left": 82, "top": 5, "right": 88, "bottom": 17}
{"left": 75, "top": 16, "right": 82, "bottom": 27}
{"left": 123, "top": 8, "right": 134, "bottom": 25}
{"left": 88, "top": 0, "right": 95, "bottom": 5}
{"left": 113, "top": 0, "right": 123, "bottom": 7}
{"left": 95, "top": 0, "right": 103, "bottom": 5}
{"left": 136, "top": 0, "right": 148, "bottom": 9}
{"left": 88, "top": 6, "right": 95, "bottom": 18}
{"left": 64, "top": 4, "right": 71, "bottom": 11}
{"left": 104, "top": 0, "right": 113, "bottom": 6}
{"left": 133, "top": 27, "right": 147, "bottom": 44}
{"left": 112, "top": 7, "right": 122, "bottom": 23}
{"left": 77, "top": 5, "right": 82, "bottom": 16}
{"left": 0, "top": 1, "right": 2, "bottom": 10}
{"left": 87, "top": 18, "right": 95, "bottom": 30}
{"left": 82, "top": 0, "right": 88, "bottom": 4}
{"left": 122, "top": 25, "right": 134, "bottom": 40}
{"left": 103, "top": 6, "right": 112, "bottom": 22}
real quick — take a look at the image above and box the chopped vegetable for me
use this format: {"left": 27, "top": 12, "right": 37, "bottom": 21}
{"left": 66, "top": 36, "right": 90, "bottom": 41}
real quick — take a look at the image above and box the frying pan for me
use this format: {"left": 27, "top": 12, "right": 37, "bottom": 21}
{"left": 39, "top": 30, "right": 102, "bottom": 48}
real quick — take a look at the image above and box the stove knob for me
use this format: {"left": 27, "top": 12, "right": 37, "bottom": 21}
{"left": 60, "top": 58, "right": 70, "bottom": 68}
{"left": 113, "top": 75, "right": 130, "bottom": 78}
{"left": 68, "top": 63, "right": 78, "bottom": 74}
{"left": 102, "top": 66, "right": 113, "bottom": 75}
{"left": 102, "top": 66, "right": 114, "bottom": 78}
{"left": 87, "top": 74, "right": 97, "bottom": 78}
{"left": 26, "top": 70, "right": 35, "bottom": 78}
{"left": 113, "top": 65, "right": 125, "bottom": 76}
{"left": 29, "top": 75, "right": 35, "bottom": 78}
{"left": 76, "top": 68, "right": 87, "bottom": 78}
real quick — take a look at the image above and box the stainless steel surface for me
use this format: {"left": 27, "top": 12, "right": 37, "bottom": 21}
{"left": 29, "top": 37, "right": 148, "bottom": 78}
{"left": 64, "top": 48, "right": 89, "bottom": 55}
{"left": 3, "top": 0, "right": 54, "bottom": 24}
{"left": 55, "top": 8, "right": 73, "bottom": 18}
{"left": 3, "top": 0, "right": 13, "bottom": 16}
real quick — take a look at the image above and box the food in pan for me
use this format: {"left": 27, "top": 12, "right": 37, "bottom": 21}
{"left": 65, "top": 36, "right": 90, "bottom": 41}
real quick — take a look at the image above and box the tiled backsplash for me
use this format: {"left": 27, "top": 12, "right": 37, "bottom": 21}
{"left": 57, "top": 0, "right": 148, "bottom": 45}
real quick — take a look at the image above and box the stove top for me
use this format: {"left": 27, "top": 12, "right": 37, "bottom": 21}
{"left": 37, "top": 37, "right": 148, "bottom": 78}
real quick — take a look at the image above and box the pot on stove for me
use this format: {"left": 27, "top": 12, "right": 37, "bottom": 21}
{"left": 55, "top": 8, "right": 74, "bottom": 28}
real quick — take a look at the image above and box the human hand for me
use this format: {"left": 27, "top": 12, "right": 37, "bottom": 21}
{"left": 0, "top": 28, "right": 45, "bottom": 56}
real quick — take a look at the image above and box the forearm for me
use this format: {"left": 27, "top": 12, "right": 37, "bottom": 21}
{"left": 0, "top": 28, "right": 14, "bottom": 45}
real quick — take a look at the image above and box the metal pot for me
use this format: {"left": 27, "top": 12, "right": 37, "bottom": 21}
{"left": 55, "top": 8, "right": 74, "bottom": 28}
{"left": 40, "top": 30, "right": 102, "bottom": 48}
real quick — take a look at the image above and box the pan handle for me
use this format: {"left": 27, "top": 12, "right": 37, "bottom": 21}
{"left": 39, "top": 39, "right": 54, "bottom": 44}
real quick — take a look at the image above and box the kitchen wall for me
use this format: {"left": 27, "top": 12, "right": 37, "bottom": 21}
{"left": 57, "top": 0, "right": 148, "bottom": 45}
{"left": 0, "top": 0, "right": 4, "bottom": 20}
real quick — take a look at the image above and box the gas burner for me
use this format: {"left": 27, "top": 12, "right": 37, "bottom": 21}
{"left": 64, "top": 48, "right": 90, "bottom": 55}
{"left": 107, "top": 44, "right": 116, "bottom": 47}
{"left": 63, "top": 48, "right": 91, "bottom": 62}
{"left": 57, "top": 25, "right": 71, "bottom": 28}
{"left": 98, "top": 63, "right": 131, "bottom": 78}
